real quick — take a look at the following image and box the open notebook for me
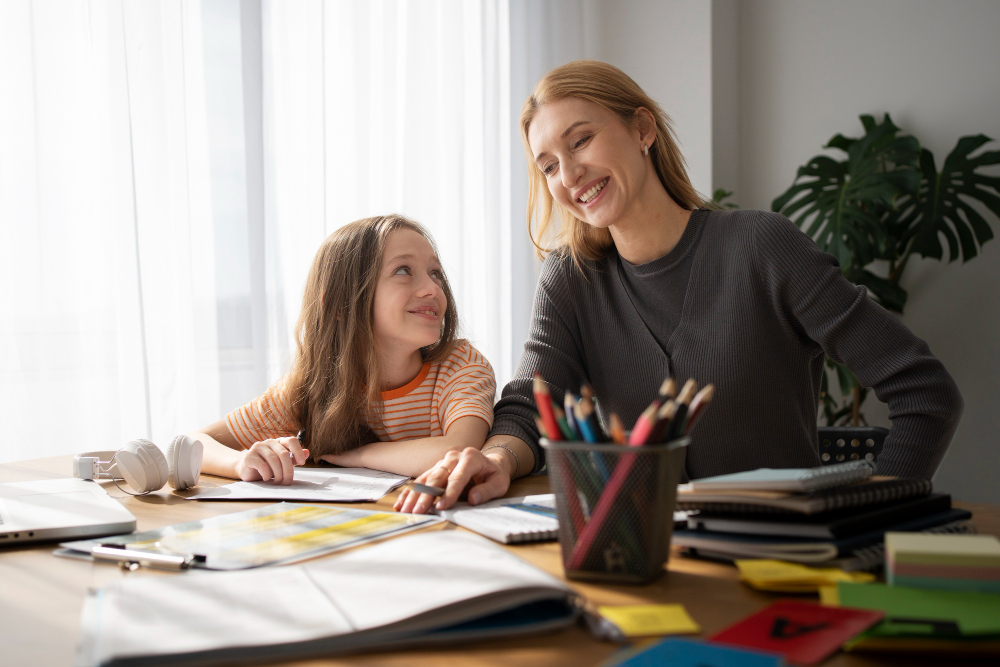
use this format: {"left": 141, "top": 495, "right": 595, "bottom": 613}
{"left": 74, "top": 531, "right": 581, "bottom": 666}
{"left": 437, "top": 494, "right": 559, "bottom": 544}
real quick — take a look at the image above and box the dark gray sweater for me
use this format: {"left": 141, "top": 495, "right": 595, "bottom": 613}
{"left": 490, "top": 208, "right": 963, "bottom": 480}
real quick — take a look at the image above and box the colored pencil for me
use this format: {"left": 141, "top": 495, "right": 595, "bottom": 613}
{"left": 683, "top": 384, "right": 715, "bottom": 435}
{"left": 553, "top": 405, "right": 576, "bottom": 440}
{"left": 608, "top": 413, "right": 626, "bottom": 445}
{"left": 650, "top": 399, "right": 677, "bottom": 442}
{"left": 563, "top": 391, "right": 581, "bottom": 440}
{"left": 534, "top": 416, "right": 550, "bottom": 440}
{"left": 533, "top": 372, "right": 563, "bottom": 442}
{"left": 658, "top": 377, "right": 677, "bottom": 400}
{"left": 574, "top": 401, "right": 598, "bottom": 443}
{"left": 627, "top": 398, "right": 662, "bottom": 445}
{"left": 666, "top": 379, "right": 698, "bottom": 441}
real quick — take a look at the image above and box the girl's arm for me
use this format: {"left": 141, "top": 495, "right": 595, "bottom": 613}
{"left": 191, "top": 419, "right": 308, "bottom": 484}
{"left": 319, "top": 416, "right": 489, "bottom": 478}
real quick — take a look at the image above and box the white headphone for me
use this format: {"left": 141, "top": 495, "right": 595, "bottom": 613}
{"left": 72, "top": 436, "right": 204, "bottom": 494}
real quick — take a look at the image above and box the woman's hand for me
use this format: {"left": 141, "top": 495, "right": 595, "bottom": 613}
{"left": 235, "top": 436, "right": 309, "bottom": 485}
{"left": 394, "top": 447, "right": 511, "bottom": 514}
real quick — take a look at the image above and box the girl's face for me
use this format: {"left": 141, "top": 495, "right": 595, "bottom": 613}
{"left": 372, "top": 228, "right": 447, "bottom": 356}
{"left": 527, "top": 97, "right": 650, "bottom": 232}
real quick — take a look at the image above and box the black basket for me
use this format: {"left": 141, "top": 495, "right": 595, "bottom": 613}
{"left": 541, "top": 437, "right": 688, "bottom": 584}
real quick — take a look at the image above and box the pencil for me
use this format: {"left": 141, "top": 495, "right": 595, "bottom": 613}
{"left": 574, "top": 401, "right": 598, "bottom": 443}
{"left": 553, "top": 405, "right": 576, "bottom": 440}
{"left": 534, "top": 416, "right": 551, "bottom": 440}
{"left": 533, "top": 372, "right": 563, "bottom": 442}
{"left": 627, "top": 398, "right": 662, "bottom": 445}
{"left": 658, "top": 377, "right": 677, "bottom": 400}
{"left": 683, "top": 384, "right": 715, "bottom": 435}
{"left": 650, "top": 399, "right": 677, "bottom": 442}
{"left": 608, "top": 413, "right": 626, "bottom": 445}
{"left": 564, "top": 391, "right": 581, "bottom": 440}
{"left": 579, "top": 384, "right": 608, "bottom": 440}
{"left": 667, "top": 379, "right": 698, "bottom": 441}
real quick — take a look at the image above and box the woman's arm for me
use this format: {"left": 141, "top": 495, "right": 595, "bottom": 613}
{"left": 393, "top": 433, "right": 535, "bottom": 514}
{"left": 320, "top": 416, "right": 489, "bottom": 478}
{"left": 192, "top": 419, "right": 308, "bottom": 485}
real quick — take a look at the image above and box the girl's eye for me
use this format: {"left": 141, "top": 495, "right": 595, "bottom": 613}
{"left": 431, "top": 269, "right": 444, "bottom": 281}
{"left": 393, "top": 266, "right": 411, "bottom": 276}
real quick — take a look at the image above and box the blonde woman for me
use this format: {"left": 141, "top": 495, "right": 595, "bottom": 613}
{"left": 194, "top": 214, "right": 496, "bottom": 483}
{"left": 397, "top": 60, "right": 961, "bottom": 514}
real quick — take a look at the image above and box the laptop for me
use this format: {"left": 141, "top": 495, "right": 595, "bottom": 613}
{"left": 0, "top": 478, "right": 136, "bottom": 545}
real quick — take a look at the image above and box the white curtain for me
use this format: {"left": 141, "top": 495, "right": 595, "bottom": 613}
{"left": 1, "top": 0, "right": 578, "bottom": 463}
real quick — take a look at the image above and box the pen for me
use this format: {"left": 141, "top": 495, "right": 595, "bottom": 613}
{"left": 406, "top": 481, "right": 446, "bottom": 497}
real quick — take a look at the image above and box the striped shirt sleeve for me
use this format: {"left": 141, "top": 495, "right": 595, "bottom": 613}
{"left": 225, "top": 378, "right": 301, "bottom": 450}
{"left": 438, "top": 344, "right": 497, "bottom": 434}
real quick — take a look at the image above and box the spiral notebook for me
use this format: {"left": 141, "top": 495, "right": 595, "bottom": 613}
{"left": 690, "top": 460, "right": 874, "bottom": 493}
{"left": 437, "top": 494, "right": 559, "bottom": 544}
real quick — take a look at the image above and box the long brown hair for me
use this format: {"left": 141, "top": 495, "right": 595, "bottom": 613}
{"left": 521, "top": 60, "right": 702, "bottom": 266}
{"left": 284, "top": 215, "right": 459, "bottom": 457}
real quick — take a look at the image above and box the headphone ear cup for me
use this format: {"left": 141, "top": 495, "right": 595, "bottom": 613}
{"left": 121, "top": 439, "right": 169, "bottom": 493}
{"left": 167, "top": 435, "right": 203, "bottom": 490}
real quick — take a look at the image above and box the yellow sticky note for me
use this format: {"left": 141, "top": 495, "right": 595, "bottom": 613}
{"left": 818, "top": 584, "right": 841, "bottom": 605}
{"left": 736, "top": 559, "right": 875, "bottom": 593}
{"left": 596, "top": 604, "right": 700, "bottom": 637}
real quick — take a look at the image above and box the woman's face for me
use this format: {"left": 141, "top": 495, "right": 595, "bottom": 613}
{"left": 527, "top": 97, "right": 650, "bottom": 231}
{"left": 372, "top": 228, "right": 447, "bottom": 355}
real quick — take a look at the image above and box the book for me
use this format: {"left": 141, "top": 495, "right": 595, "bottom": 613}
{"left": 599, "top": 637, "right": 784, "bottom": 667}
{"left": 690, "top": 460, "right": 873, "bottom": 493}
{"left": 673, "top": 509, "right": 972, "bottom": 564}
{"left": 437, "top": 494, "right": 558, "bottom": 544}
{"left": 687, "top": 494, "right": 952, "bottom": 539}
{"left": 59, "top": 503, "right": 442, "bottom": 570}
{"left": 75, "top": 531, "right": 581, "bottom": 666}
{"left": 710, "top": 600, "right": 884, "bottom": 666}
{"left": 676, "top": 477, "right": 932, "bottom": 515}
{"left": 886, "top": 532, "right": 1000, "bottom": 594}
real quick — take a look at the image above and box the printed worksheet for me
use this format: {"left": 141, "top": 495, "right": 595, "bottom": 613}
{"left": 189, "top": 468, "right": 409, "bottom": 502}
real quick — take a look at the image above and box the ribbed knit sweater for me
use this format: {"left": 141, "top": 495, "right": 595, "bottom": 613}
{"left": 490, "top": 208, "right": 963, "bottom": 480}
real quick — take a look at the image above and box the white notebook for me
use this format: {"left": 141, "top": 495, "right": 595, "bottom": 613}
{"left": 689, "top": 460, "right": 875, "bottom": 493}
{"left": 437, "top": 494, "right": 559, "bottom": 544}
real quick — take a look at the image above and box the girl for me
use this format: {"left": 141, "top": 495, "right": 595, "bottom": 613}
{"left": 194, "top": 214, "right": 496, "bottom": 484}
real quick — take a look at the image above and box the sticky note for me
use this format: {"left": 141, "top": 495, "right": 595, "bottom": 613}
{"left": 597, "top": 604, "right": 701, "bottom": 637}
{"left": 736, "top": 559, "right": 874, "bottom": 593}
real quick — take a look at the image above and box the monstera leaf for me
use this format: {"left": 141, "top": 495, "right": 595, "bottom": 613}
{"left": 890, "top": 135, "right": 999, "bottom": 265}
{"left": 772, "top": 114, "right": 920, "bottom": 271}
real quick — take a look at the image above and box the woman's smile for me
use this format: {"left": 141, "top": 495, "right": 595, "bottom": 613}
{"left": 577, "top": 177, "right": 610, "bottom": 206}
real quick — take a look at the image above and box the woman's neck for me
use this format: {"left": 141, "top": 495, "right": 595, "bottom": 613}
{"left": 610, "top": 179, "right": 693, "bottom": 265}
{"left": 379, "top": 345, "right": 425, "bottom": 391}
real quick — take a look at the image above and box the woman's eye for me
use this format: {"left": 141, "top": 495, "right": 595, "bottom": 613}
{"left": 573, "top": 135, "right": 591, "bottom": 149}
{"left": 393, "top": 266, "right": 411, "bottom": 276}
{"left": 542, "top": 163, "right": 557, "bottom": 176}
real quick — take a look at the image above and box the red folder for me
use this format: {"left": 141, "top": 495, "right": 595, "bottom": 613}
{"left": 710, "top": 600, "right": 884, "bottom": 665}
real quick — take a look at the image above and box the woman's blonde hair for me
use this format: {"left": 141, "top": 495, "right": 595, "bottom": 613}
{"left": 283, "top": 214, "right": 459, "bottom": 457}
{"left": 521, "top": 60, "right": 702, "bottom": 266}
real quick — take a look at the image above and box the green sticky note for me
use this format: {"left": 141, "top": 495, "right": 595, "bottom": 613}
{"left": 837, "top": 582, "right": 1000, "bottom": 637}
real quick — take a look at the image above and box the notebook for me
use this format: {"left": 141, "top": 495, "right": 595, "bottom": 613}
{"left": 599, "top": 637, "right": 784, "bottom": 667}
{"left": 0, "top": 478, "right": 135, "bottom": 545}
{"left": 673, "top": 508, "right": 972, "bottom": 563}
{"left": 676, "top": 477, "right": 932, "bottom": 515}
{"left": 75, "top": 531, "right": 581, "bottom": 666}
{"left": 437, "top": 494, "right": 558, "bottom": 544}
{"left": 690, "top": 460, "right": 874, "bottom": 493}
{"left": 687, "top": 494, "right": 952, "bottom": 539}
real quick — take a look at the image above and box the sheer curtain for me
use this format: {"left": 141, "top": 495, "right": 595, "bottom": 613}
{"left": 1, "top": 0, "right": 584, "bottom": 463}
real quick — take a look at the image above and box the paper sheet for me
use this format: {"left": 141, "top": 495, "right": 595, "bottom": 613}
{"left": 189, "top": 467, "right": 408, "bottom": 502}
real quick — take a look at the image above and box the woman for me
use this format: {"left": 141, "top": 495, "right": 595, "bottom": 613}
{"left": 395, "top": 60, "right": 962, "bottom": 515}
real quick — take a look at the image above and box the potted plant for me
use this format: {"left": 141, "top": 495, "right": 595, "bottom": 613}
{"left": 772, "top": 114, "right": 998, "bottom": 425}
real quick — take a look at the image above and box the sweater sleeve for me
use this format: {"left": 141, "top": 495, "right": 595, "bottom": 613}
{"left": 490, "top": 252, "right": 590, "bottom": 474}
{"left": 750, "top": 211, "right": 963, "bottom": 478}
{"left": 225, "top": 377, "right": 301, "bottom": 450}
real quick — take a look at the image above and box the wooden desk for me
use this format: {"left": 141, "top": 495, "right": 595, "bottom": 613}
{"left": 2, "top": 456, "right": 997, "bottom": 667}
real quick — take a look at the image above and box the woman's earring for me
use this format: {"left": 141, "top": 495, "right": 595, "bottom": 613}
{"left": 642, "top": 144, "right": 649, "bottom": 156}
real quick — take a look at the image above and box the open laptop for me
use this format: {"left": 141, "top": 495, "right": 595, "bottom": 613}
{"left": 0, "top": 478, "right": 136, "bottom": 545}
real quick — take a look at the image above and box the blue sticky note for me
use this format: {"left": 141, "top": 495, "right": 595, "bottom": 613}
{"left": 600, "top": 637, "right": 784, "bottom": 667}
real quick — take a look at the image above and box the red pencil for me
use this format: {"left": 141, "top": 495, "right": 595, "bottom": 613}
{"left": 627, "top": 398, "right": 662, "bottom": 445}
{"left": 533, "top": 372, "right": 563, "bottom": 442}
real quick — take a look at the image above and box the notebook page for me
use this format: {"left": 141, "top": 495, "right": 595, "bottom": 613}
{"left": 439, "top": 495, "right": 558, "bottom": 542}
{"left": 304, "top": 531, "right": 571, "bottom": 633}
{"left": 96, "top": 567, "right": 353, "bottom": 662}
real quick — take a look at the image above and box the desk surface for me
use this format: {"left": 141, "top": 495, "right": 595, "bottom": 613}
{"left": 2, "top": 456, "right": 997, "bottom": 667}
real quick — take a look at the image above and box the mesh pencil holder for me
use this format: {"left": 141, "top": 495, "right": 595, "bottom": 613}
{"left": 541, "top": 437, "right": 688, "bottom": 584}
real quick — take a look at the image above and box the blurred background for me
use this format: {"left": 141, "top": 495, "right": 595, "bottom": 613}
{"left": 1, "top": 0, "right": 997, "bottom": 502}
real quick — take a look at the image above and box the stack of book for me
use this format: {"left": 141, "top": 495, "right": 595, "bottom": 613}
{"left": 885, "top": 532, "right": 1000, "bottom": 594}
{"left": 672, "top": 461, "right": 975, "bottom": 571}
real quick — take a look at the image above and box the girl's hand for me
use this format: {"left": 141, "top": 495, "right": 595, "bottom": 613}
{"left": 394, "top": 447, "right": 510, "bottom": 515}
{"left": 235, "top": 436, "right": 309, "bottom": 485}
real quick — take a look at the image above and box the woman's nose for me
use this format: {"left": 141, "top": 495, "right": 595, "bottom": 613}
{"left": 560, "top": 158, "right": 584, "bottom": 189}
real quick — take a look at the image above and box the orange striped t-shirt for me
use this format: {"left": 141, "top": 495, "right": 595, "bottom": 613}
{"left": 225, "top": 342, "right": 496, "bottom": 449}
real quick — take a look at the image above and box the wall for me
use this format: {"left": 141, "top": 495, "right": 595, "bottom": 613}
{"left": 736, "top": 0, "right": 1000, "bottom": 502}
